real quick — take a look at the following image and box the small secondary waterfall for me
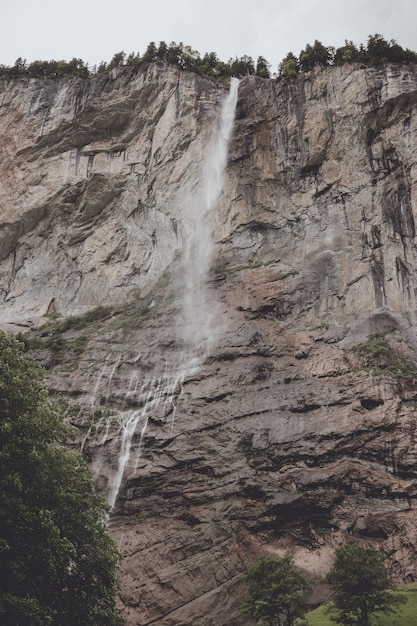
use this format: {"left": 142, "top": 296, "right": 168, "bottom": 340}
{"left": 88, "top": 78, "right": 239, "bottom": 510}
{"left": 106, "top": 372, "right": 183, "bottom": 509}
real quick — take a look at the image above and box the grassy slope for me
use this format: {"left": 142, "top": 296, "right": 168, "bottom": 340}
{"left": 299, "top": 586, "right": 417, "bottom": 626}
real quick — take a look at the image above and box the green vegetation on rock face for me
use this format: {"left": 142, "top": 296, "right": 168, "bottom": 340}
{"left": 1, "top": 34, "right": 417, "bottom": 81}
{"left": 0, "top": 331, "right": 125, "bottom": 626}
{"left": 350, "top": 334, "right": 417, "bottom": 381}
{"left": 14, "top": 308, "right": 106, "bottom": 371}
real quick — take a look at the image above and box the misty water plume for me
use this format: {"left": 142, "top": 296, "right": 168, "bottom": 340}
{"left": 86, "top": 79, "right": 239, "bottom": 510}
{"left": 180, "top": 77, "right": 239, "bottom": 353}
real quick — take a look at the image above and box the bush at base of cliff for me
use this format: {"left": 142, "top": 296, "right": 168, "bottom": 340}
{"left": 0, "top": 331, "right": 125, "bottom": 626}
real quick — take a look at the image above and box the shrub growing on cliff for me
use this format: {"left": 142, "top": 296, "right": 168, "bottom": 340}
{"left": 350, "top": 334, "right": 417, "bottom": 381}
{"left": 242, "top": 556, "right": 312, "bottom": 626}
{"left": 325, "top": 544, "right": 404, "bottom": 625}
{"left": 0, "top": 331, "right": 124, "bottom": 626}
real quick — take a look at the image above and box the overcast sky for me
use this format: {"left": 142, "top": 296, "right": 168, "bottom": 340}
{"left": 0, "top": 0, "right": 416, "bottom": 73}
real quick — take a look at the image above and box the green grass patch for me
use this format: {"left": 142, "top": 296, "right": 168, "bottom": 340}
{"left": 298, "top": 586, "right": 417, "bottom": 626}
{"left": 109, "top": 300, "right": 155, "bottom": 331}
{"left": 45, "top": 305, "right": 113, "bottom": 332}
{"left": 14, "top": 306, "right": 113, "bottom": 370}
{"left": 350, "top": 334, "right": 417, "bottom": 381}
{"left": 18, "top": 332, "right": 90, "bottom": 370}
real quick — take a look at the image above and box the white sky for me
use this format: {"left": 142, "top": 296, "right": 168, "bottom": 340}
{"left": 0, "top": 0, "right": 416, "bottom": 73}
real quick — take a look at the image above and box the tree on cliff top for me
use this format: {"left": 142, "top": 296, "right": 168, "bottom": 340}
{"left": 0, "top": 331, "right": 125, "bottom": 626}
{"left": 325, "top": 543, "right": 405, "bottom": 625}
{"left": 242, "top": 556, "right": 312, "bottom": 626}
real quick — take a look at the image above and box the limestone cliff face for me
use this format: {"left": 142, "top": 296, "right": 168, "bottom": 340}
{"left": 0, "top": 63, "right": 223, "bottom": 323}
{"left": 2, "top": 62, "right": 417, "bottom": 625}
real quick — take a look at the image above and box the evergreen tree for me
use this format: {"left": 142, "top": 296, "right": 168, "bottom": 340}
{"left": 279, "top": 52, "right": 299, "bottom": 78}
{"left": 143, "top": 41, "right": 157, "bottom": 62}
{"left": 334, "top": 40, "right": 361, "bottom": 65}
{"left": 108, "top": 51, "right": 126, "bottom": 70}
{"left": 157, "top": 40, "right": 168, "bottom": 60}
{"left": 299, "top": 40, "right": 333, "bottom": 71}
{"left": 256, "top": 55, "right": 271, "bottom": 78}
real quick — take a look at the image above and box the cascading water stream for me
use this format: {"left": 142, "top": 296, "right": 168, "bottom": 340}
{"left": 181, "top": 77, "right": 239, "bottom": 351}
{"left": 106, "top": 373, "right": 183, "bottom": 509}
{"left": 88, "top": 78, "right": 239, "bottom": 511}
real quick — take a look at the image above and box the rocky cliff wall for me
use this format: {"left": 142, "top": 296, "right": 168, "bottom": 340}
{"left": 0, "top": 63, "right": 224, "bottom": 324}
{"left": 2, "top": 62, "right": 417, "bottom": 625}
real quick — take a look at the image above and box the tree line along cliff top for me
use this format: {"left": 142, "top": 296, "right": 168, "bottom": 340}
{"left": 1, "top": 34, "right": 417, "bottom": 82}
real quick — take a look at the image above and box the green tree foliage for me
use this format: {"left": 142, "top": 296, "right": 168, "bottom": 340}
{"left": 325, "top": 544, "right": 405, "bottom": 626}
{"left": 142, "top": 41, "right": 157, "bottom": 63}
{"left": 279, "top": 34, "right": 417, "bottom": 79}
{"left": 108, "top": 51, "right": 126, "bottom": 70}
{"left": 1, "top": 35, "right": 417, "bottom": 82}
{"left": 200, "top": 51, "right": 220, "bottom": 76}
{"left": 0, "top": 331, "right": 124, "bottom": 626}
{"left": 256, "top": 56, "right": 271, "bottom": 79}
{"left": 242, "top": 556, "right": 312, "bottom": 626}
{"left": 279, "top": 52, "right": 299, "bottom": 78}
{"left": 366, "top": 34, "right": 397, "bottom": 64}
{"left": 299, "top": 40, "right": 333, "bottom": 72}
{"left": 156, "top": 40, "right": 168, "bottom": 60}
{"left": 333, "top": 40, "right": 361, "bottom": 65}
{"left": 229, "top": 55, "right": 256, "bottom": 77}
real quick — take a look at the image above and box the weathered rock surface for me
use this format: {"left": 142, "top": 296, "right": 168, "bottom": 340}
{"left": 2, "top": 62, "right": 417, "bottom": 624}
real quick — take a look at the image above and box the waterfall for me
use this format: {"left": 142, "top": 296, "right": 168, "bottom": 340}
{"left": 88, "top": 78, "right": 239, "bottom": 510}
{"left": 181, "top": 77, "right": 239, "bottom": 351}
{"left": 106, "top": 372, "right": 182, "bottom": 509}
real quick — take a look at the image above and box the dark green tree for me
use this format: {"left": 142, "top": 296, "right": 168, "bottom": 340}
{"left": 125, "top": 51, "right": 141, "bottom": 67}
{"left": 166, "top": 41, "right": 183, "bottom": 65}
{"left": 230, "top": 55, "right": 255, "bottom": 77}
{"left": 10, "top": 57, "right": 27, "bottom": 77}
{"left": 143, "top": 41, "right": 157, "bottom": 62}
{"left": 108, "top": 51, "right": 126, "bottom": 70}
{"left": 242, "top": 556, "right": 312, "bottom": 626}
{"left": 325, "top": 543, "right": 405, "bottom": 626}
{"left": 0, "top": 331, "right": 124, "bottom": 626}
{"left": 299, "top": 40, "right": 333, "bottom": 71}
{"left": 201, "top": 51, "right": 219, "bottom": 75}
{"left": 178, "top": 44, "right": 201, "bottom": 71}
{"left": 366, "top": 34, "right": 392, "bottom": 65}
{"left": 256, "top": 56, "right": 271, "bottom": 79}
{"left": 334, "top": 40, "right": 361, "bottom": 65}
{"left": 156, "top": 40, "right": 168, "bottom": 60}
{"left": 279, "top": 52, "right": 299, "bottom": 78}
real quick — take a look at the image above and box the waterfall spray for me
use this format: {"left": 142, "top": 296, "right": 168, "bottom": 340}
{"left": 88, "top": 79, "right": 239, "bottom": 511}
{"left": 181, "top": 77, "right": 239, "bottom": 351}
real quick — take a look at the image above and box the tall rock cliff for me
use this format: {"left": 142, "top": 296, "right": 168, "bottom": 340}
{"left": 2, "top": 61, "right": 417, "bottom": 625}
